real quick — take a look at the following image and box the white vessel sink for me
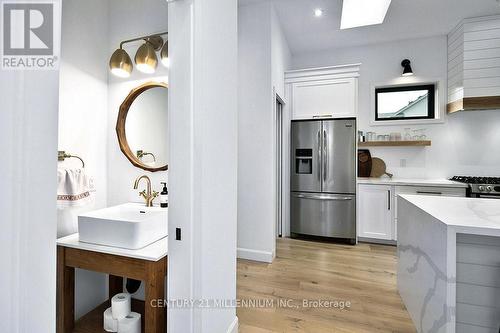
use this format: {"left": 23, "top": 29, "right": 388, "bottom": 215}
{"left": 78, "top": 203, "right": 167, "bottom": 250}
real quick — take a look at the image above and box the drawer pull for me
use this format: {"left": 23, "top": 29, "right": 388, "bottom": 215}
{"left": 388, "top": 190, "right": 391, "bottom": 210}
{"left": 416, "top": 191, "right": 442, "bottom": 195}
{"left": 294, "top": 193, "right": 352, "bottom": 201}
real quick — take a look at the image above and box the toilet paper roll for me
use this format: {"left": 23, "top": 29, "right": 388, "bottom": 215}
{"left": 103, "top": 307, "right": 118, "bottom": 332}
{"left": 118, "top": 312, "right": 141, "bottom": 333}
{"left": 111, "top": 293, "right": 131, "bottom": 320}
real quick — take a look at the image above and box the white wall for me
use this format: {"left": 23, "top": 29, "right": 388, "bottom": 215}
{"left": 271, "top": 5, "right": 292, "bottom": 241}
{"left": 0, "top": 72, "right": 60, "bottom": 333}
{"left": 59, "top": 0, "right": 109, "bottom": 318}
{"left": 166, "top": 1, "right": 194, "bottom": 329}
{"left": 238, "top": 1, "right": 291, "bottom": 263}
{"left": 0, "top": 5, "right": 61, "bottom": 332}
{"left": 107, "top": 0, "right": 169, "bottom": 206}
{"left": 271, "top": 6, "right": 292, "bottom": 98}
{"left": 238, "top": 2, "right": 273, "bottom": 262}
{"left": 168, "top": 0, "right": 238, "bottom": 332}
{"left": 292, "top": 36, "right": 500, "bottom": 178}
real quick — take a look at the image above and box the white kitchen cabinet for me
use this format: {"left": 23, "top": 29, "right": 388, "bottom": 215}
{"left": 291, "top": 78, "right": 357, "bottom": 119}
{"left": 284, "top": 64, "right": 360, "bottom": 120}
{"left": 358, "top": 185, "right": 393, "bottom": 241}
{"left": 358, "top": 183, "right": 466, "bottom": 244}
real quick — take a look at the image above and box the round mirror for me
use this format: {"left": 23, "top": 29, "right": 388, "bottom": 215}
{"left": 116, "top": 82, "right": 168, "bottom": 172}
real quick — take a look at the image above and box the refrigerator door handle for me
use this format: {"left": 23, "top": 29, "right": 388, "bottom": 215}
{"left": 293, "top": 193, "right": 353, "bottom": 201}
{"left": 317, "top": 130, "right": 321, "bottom": 182}
{"left": 323, "top": 129, "right": 328, "bottom": 182}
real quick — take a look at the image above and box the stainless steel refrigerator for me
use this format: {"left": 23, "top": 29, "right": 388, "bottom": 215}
{"left": 290, "top": 118, "right": 356, "bottom": 243}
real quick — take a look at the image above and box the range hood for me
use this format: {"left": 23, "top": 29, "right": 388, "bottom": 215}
{"left": 447, "top": 15, "right": 500, "bottom": 113}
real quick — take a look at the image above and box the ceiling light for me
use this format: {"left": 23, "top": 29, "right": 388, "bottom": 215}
{"left": 314, "top": 8, "right": 323, "bottom": 17}
{"left": 135, "top": 41, "right": 158, "bottom": 74}
{"left": 401, "top": 59, "right": 414, "bottom": 76}
{"left": 109, "top": 48, "right": 133, "bottom": 78}
{"left": 160, "top": 40, "right": 169, "bottom": 67}
{"left": 340, "top": 0, "right": 391, "bottom": 29}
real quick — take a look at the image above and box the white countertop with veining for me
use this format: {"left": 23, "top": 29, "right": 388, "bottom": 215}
{"left": 399, "top": 195, "right": 500, "bottom": 237}
{"left": 357, "top": 177, "right": 468, "bottom": 188}
{"left": 57, "top": 233, "right": 168, "bottom": 261}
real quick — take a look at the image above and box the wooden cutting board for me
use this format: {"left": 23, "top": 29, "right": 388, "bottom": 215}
{"left": 370, "top": 157, "right": 393, "bottom": 178}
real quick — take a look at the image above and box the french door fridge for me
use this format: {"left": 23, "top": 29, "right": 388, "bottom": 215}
{"left": 290, "top": 118, "right": 356, "bottom": 242}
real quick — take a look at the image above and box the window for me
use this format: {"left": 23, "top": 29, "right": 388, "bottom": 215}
{"left": 375, "top": 84, "right": 435, "bottom": 121}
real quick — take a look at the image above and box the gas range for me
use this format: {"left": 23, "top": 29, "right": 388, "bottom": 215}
{"left": 449, "top": 176, "right": 500, "bottom": 198}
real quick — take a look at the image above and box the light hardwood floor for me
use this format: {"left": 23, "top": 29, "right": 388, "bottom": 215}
{"left": 237, "top": 238, "right": 416, "bottom": 333}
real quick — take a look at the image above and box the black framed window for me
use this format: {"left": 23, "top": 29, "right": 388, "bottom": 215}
{"left": 375, "top": 84, "right": 435, "bottom": 121}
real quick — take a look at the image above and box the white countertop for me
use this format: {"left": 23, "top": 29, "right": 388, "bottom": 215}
{"left": 357, "top": 177, "right": 467, "bottom": 188}
{"left": 57, "top": 233, "right": 168, "bottom": 261}
{"left": 400, "top": 195, "right": 500, "bottom": 237}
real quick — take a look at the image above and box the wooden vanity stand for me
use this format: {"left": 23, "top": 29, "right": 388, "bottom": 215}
{"left": 56, "top": 234, "right": 167, "bottom": 333}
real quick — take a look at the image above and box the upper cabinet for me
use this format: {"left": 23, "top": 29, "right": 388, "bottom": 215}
{"left": 285, "top": 64, "right": 360, "bottom": 120}
{"left": 447, "top": 15, "right": 500, "bottom": 113}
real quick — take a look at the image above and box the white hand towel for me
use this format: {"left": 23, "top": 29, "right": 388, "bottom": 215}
{"left": 57, "top": 168, "right": 95, "bottom": 208}
{"left": 57, "top": 168, "right": 96, "bottom": 238}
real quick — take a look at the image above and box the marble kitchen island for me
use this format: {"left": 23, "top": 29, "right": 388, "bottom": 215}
{"left": 397, "top": 195, "right": 500, "bottom": 333}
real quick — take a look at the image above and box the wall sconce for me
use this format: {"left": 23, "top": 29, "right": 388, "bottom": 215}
{"left": 401, "top": 59, "right": 414, "bottom": 77}
{"left": 110, "top": 32, "right": 169, "bottom": 78}
{"left": 160, "top": 41, "right": 169, "bottom": 67}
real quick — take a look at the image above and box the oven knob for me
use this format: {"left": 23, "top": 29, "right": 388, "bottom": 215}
{"left": 486, "top": 186, "right": 493, "bottom": 192}
{"left": 478, "top": 185, "right": 485, "bottom": 191}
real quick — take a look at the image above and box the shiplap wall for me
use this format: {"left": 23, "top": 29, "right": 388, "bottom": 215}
{"left": 448, "top": 15, "right": 500, "bottom": 103}
{"left": 456, "top": 233, "right": 500, "bottom": 333}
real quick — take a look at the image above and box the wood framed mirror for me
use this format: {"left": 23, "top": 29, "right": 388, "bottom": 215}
{"left": 116, "top": 81, "right": 168, "bottom": 172}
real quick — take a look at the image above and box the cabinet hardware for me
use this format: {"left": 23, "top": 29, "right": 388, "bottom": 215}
{"left": 317, "top": 130, "right": 321, "bottom": 182}
{"left": 323, "top": 129, "right": 328, "bottom": 182}
{"left": 294, "top": 193, "right": 352, "bottom": 201}
{"left": 416, "top": 191, "right": 442, "bottom": 195}
{"left": 388, "top": 190, "right": 391, "bottom": 210}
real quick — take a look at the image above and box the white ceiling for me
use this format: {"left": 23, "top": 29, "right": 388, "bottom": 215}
{"left": 250, "top": 0, "right": 500, "bottom": 54}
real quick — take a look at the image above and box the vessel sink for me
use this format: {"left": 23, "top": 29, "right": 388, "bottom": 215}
{"left": 78, "top": 203, "right": 167, "bottom": 249}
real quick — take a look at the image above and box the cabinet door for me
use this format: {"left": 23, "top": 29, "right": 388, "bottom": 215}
{"left": 358, "top": 185, "right": 393, "bottom": 240}
{"left": 292, "top": 78, "right": 356, "bottom": 119}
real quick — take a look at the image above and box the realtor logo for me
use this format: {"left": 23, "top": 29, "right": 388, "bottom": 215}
{"left": 1, "top": 1, "right": 60, "bottom": 70}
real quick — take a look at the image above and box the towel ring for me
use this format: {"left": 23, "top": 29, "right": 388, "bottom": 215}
{"left": 58, "top": 151, "right": 85, "bottom": 168}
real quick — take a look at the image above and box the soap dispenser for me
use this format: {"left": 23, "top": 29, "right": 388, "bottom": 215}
{"left": 160, "top": 182, "right": 168, "bottom": 208}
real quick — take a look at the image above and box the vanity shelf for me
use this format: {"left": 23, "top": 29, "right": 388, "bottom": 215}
{"left": 72, "top": 299, "right": 147, "bottom": 333}
{"left": 358, "top": 140, "right": 431, "bottom": 147}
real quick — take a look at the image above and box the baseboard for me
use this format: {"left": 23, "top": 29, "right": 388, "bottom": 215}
{"left": 358, "top": 237, "right": 396, "bottom": 246}
{"left": 237, "top": 247, "right": 274, "bottom": 263}
{"left": 226, "top": 316, "right": 239, "bottom": 333}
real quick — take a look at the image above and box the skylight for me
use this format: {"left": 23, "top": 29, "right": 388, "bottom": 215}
{"left": 340, "top": 0, "right": 392, "bottom": 30}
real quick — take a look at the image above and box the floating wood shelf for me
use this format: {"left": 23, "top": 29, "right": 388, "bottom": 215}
{"left": 358, "top": 140, "right": 431, "bottom": 147}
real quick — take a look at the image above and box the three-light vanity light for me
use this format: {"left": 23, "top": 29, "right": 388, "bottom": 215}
{"left": 109, "top": 32, "right": 168, "bottom": 78}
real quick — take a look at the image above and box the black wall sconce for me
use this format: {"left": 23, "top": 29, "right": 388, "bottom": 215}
{"left": 401, "top": 59, "right": 414, "bottom": 77}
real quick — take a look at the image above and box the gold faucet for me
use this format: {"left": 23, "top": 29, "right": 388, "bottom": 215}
{"left": 133, "top": 175, "right": 159, "bottom": 207}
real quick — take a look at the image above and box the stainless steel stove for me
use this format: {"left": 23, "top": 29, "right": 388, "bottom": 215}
{"left": 449, "top": 176, "right": 500, "bottom": 198}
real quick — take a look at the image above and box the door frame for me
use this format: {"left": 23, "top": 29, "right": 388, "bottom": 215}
{"left": 275, "top": 93, "right": 285, "bottom": 238}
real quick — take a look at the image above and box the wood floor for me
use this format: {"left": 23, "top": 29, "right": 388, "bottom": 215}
{"left": 237, "top": 238, "right": 416, "bottom": 333}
